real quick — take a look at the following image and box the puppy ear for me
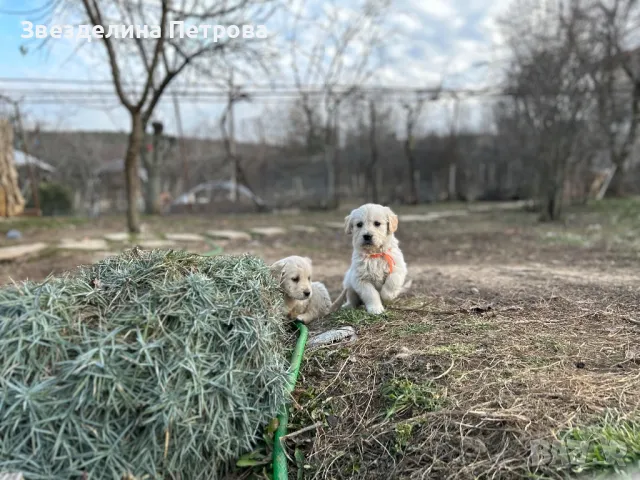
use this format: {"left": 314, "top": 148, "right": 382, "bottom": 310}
{"left": 344, "top": 214, "right": 353, "bottom": 235}
{"left": 269, "top": 260, "right": 286, "bottom": 284}
{"left": 386, "top": 207, "right": 398, "bottom": 234}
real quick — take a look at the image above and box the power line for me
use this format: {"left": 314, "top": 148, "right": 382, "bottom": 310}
{"left": 2, "top": 80, "right": 637, "bottom": 108}
{"left": 0, "top": 76, "right": 459, "bottom": 92}
{"left": 5, "top": 90, "right": 637, "bottom": 104}
{"left": 0, "top": 89, "right": 467, "bottom": 97}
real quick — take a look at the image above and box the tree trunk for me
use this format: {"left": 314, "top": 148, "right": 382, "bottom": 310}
{"left": 324, "top": 144, "right": 336, "bottom": 207}
{"left": 125, "top": 112, "right": 143, "bottom": 233}
{"left": 143, "top": 129, "right": 164, "bottom": 215}
{"left": 330, "top": 107, "right": 341, "bottom": 209}
{"left": 369, "top": 101, "right": 379, "bottom": 204}
{"left": 540, "top": 183, "right": 564, "bottom": 221}
{"left": 404, "top": 140, "right": 419, "bottom": 204}
{"left": 605, "top": 164, "right": 626, "bottom": 197}
{"left": 539, "top": 156, "right": 565, "bottom": 221}
{"left": 331, "top": 141, "right": 340, "bottom": 207}
{"left": 447, "top": 163, "right": 457, "bottom": 201}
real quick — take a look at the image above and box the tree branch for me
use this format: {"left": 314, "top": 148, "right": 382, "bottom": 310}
{"left": 137, "top": 0, "right": 169, "bottom": 109}
{"left": 83, "top": 0, "right": 134, "bottom": 111}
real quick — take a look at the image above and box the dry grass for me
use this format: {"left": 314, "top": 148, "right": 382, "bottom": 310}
{"left": 282, "top": 291, "right": 640, "bottom": 479}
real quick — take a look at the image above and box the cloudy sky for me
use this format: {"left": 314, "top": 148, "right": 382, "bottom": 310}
{"left": 0, "top": 0, "right": 516, "bottom": 140}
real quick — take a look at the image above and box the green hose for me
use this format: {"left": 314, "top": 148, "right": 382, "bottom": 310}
{"left": 273, "top": 321, "right": 309, "bottom": 480}
{"left": 203, "top": 247, "right": 306, "bottom": 478}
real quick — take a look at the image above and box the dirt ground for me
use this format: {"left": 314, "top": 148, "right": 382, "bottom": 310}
{"left": 1, "top": 199, "right": 640, "bottom": 479}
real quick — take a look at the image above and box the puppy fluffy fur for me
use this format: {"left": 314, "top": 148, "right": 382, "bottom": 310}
{"left": 333, "top": 203, "right": 408, "bottom": 315}
{"left": 270, "top": 255, "right": 332, "bottom": 324}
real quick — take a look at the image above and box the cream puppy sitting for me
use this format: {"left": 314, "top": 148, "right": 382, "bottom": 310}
{"left": 332, "top": 203, "right": 408, "bottom": 315}
{"left": 270, "top": 256, "right": 332, "bottom": 324}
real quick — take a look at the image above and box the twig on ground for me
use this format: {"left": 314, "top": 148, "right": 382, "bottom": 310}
{"left": 281, "top": 422, "right": 323, "bottom": 442}
{"left": 433, "top": 358, "right": 455, "bottom": 380}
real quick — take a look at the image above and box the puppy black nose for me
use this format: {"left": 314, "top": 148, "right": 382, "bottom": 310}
{"left": 363, "top": 234, "right": 372, "bottom": 241}
{"left": 303, "top": 290, "right": 311, "bottom": 297}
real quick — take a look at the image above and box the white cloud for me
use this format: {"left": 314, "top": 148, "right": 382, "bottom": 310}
{"left": 411, "top": 2, "right": 458, "bottom": 22}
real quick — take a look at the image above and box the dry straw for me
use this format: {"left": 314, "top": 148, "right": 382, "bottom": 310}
{"left": 0, "top": 249, "right": 289, "bottom": 479}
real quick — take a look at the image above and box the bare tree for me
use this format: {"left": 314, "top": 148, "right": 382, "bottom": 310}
{"left": 402, "top": 93, "right": 427, "bottom": 204}
{"left": 367, "top": 98, "right": 380, "bottom": 203}
{"left": 400, "top": 78, "right": 444, "bottom": 205}
{"left": 31, "top": 0, "right": 274, "bottom": 231}
{"left": 500, "top": 0, "right": 596, "bottom": 220}
{"left": 287, "top": 0, "right": 391, "bottom": 208}
{"left": 219, "top": 77, "right": 264, "bottom": 209}
{"left": 579, "top": 0, "right": 640, "bottom": 196}
{"left": 220, "top": 69, "right": 247, "bottom": 202}
{"left": 445, "top": 95, "right": 462, "bottom": 201}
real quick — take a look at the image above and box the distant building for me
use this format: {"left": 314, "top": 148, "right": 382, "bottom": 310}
{"left": 13, "top": 149, "right": 56, "bottom": 193}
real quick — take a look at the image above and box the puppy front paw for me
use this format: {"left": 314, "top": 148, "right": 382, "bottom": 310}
{"left": 295, "top": 315, "right": 312, "bottom": 325}
{"left": 380, "top": 288, "right": 397, "bottom": 303}
{"left": 366, "top": 303, "right": 385, "bottom": 315}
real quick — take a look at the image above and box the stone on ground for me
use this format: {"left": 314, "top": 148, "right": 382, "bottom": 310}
{"left": 250, "top": 227, "right": 287, "bottom": 236}
{"left": 6, "top": 229, "right": 21, "bottom": 240}
{"left": 0, "top": 243, "right": 47, "bottom": 261}
{"left": 164, "top": 233, "right": 205, "bottom": 242}
{"left": 206, "top": 230, "right": 251, "bottom": 241}
{"left": 59, "top": 238, "right": 109, "bottom": 251}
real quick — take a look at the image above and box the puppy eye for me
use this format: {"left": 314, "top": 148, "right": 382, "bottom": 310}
{"left": 356, "top": 222, "right": 363, "bottom": 228}
{"left": 374, "top": 221, "right": 381, "bottom": 227}
{"left": 292, "top": 276, "right": 299, "bottom": 283}
{"left": 308, "top": 276, "right": 311, "bottom": 281}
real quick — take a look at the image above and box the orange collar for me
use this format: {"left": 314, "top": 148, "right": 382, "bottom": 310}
{"left": 368, "top": 250, "right": 395, "bottom": 274}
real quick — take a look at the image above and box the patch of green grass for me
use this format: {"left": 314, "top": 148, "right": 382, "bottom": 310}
{"left": 329, "top": 307, "right": 395, "bottom": 326}
{"left": 582, "top": 197, "right": 640, "bottom": 217}
{"left": 383, "top": 378, "right": 443, "bottom": 419}
{"left": 393, "top": 322, "right": 435, "bottom": 337}
{"left": 535, "top": 336, "right": 568, "bottom": 354}
{"left": 536, "top": 412, "right": 640, "bottom": 477}
{"left": 394, "top": 422, "right": 414, "bottom": 453}
{"left": 460, "top": 320, "right": 495, "bottom": 332}
{"left": 541, "top": 231, "right": 592, "bottom": 247}
{"left": 0, "top": 215, "right": 89, "bottom": 233}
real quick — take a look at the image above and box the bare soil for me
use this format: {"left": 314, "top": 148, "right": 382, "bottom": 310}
{"left": 1, "top": 200, "right": 640, "bottom": 479}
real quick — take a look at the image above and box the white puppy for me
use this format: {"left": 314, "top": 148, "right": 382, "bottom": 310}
{"left": 270, "top": 256, "right": 332, "bottom": 324}
{"left": 332, "top": 203, "right": 408, "bottom": 315}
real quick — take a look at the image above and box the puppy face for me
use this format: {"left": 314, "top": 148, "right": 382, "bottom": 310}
{"left": 270, "top": 256, "right": 313, "bottom": 301}
{"left": 344, "top": 203, "right": 398, "bottom": 252}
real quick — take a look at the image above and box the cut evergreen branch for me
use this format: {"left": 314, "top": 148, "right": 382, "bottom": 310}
{"left": 0, "top": 249, "right": 289, "bottom": 480}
